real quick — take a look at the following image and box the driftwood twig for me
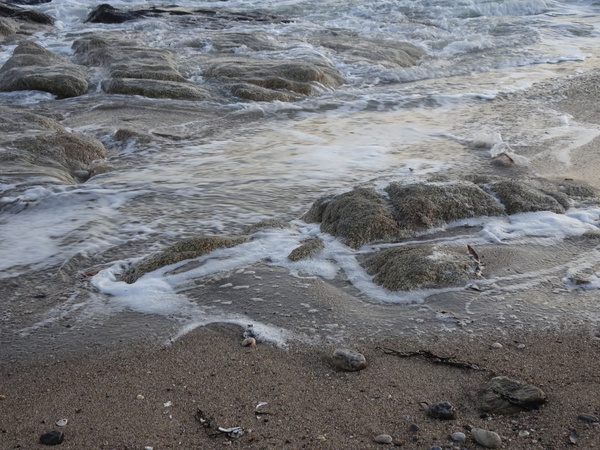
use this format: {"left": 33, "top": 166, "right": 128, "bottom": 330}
{"left": 377, "top": 347, "right": 485, "bottom": 371}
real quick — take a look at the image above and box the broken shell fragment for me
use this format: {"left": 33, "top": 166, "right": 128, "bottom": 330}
{"left": 218, "top": 426, "right": 244, "bottom": 438}
{"left": 55, "top": 418, "right": 68, "bottom": 427}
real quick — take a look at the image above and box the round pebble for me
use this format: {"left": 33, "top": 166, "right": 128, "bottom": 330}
{"left": 451, "top": 431, "right": 466, "bottom": 442}
{"left": 490, "top": 342, "right": 503, "bottom": 349}
{"left": 40, "top": 430, "right": 64, "bottom": 446}
{"left": 516, "top": 343, "right": 526, "bottom": 349}
{"left": 430, "top": 446, "right": 442, "bottom": 450}
{"left": 241, "top": 337, "right": 256, "bottom": 347}
{"left": 428, "top": 401, "right": 456, "bottom": 420}
{"left": 374, "top": 434, "right": 393, "bottom": 444}
{"left": 331, "top": 348, "right": 367, "bottom": 371}
{"left": 471, "top": 428, "right": 502, "bottom": 448}
{"left": 409, "top": 423, "right": 420, "bottom": 432}
{"left": 518, "top": 430, "right": 530, "bottom": 438}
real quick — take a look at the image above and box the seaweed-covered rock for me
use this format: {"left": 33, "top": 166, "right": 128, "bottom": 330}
{"left": 480, "top": 376, "right": 547, "bottom": 415}
{"left": 385, "top": 181, "right": 505, "bottom": 231}
{"left": 204, "top": 57, "right": 346, "bottom": 102}
{"left": 308, "top": 187, "right": 399, "bottom": 249}
{"left": 244, "top": 218, "right": 291, "bottom": 234}
{"left": 364, "top": 244, "right": 474, "bottom": 291}
{"left": 0, "top": 42, "right": 88, "bottom": 98}
{"left": 121, "top": 236, "right": 248, "bottom": 284}
{"left": 102, "top": 78, "right": 211, "bottom": 101}
{"left": 484, "top": 179, "right": 565, "bottom": 214}
{"left": 288, "top": 237, "right": 324, "bottom": 261}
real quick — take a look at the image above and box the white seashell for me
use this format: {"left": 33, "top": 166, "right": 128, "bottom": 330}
{"left": 136, "top": 394, "right": 145, "bottom": 400}
{"left": 241, "top": 337, "right": 256, "bottom": 347}
{"left": 163, "top": 401, "right": 172, "bottom": 407}
{"left": 471, "top": 428, "right": 502, "bottom": 448}
{"left": 55, "top": 418, "right": 68, "bottom": 427}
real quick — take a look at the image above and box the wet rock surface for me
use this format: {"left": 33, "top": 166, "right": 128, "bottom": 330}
{"left": 287, "top": 237, "right": 325, "bottom": 261}
{"left": 480, "top": 376, "right": 547, "bottom": 415}
{"left": 0, "top": 42, "right": 88, "bottom": 98}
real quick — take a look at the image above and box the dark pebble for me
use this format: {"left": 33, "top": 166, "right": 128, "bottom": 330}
{"left": 480, "top": 412, "right": 492, "bottom": 420}
{"left": 430, "top": 446, "right": 442, "bottom": 450}
{"left": 578, "top": 413, "right": 599, "bottom": 423}
{"left": 40, "top": 430, "right": 64, "bottom": 445}
{"left": 409, "top": 423, "right": 420, "bottom": 432}
{"left": 428, "top": 401, "right": 456, "bottom": 420}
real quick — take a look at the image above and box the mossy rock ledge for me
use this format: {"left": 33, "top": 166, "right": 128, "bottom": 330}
{"left": 121, "top": 236, "right": 248, "bottom": 284}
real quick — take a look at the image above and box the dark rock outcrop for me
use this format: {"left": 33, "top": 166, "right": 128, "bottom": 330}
{"left": 0, "top": 42, "right": 87, "bottom": 98}
{"left": 0, "top": 1, "right": 54, "bottom": 25}
{"left": 102, "top": 78, "right": 211, "bottom": 100}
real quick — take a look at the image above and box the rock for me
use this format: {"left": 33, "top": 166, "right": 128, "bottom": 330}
{"left": 427, "top": 401, "right": 456, "bottom": 420}
{"left": 0, "top": 17, "right": 18, "bottom": 37}
{"left": 0, "top": 42, "right": 88, "bottom": 98}
{"left": 241, "top": 337, "right": 256, "bottom": 347}
{"left": 480, "top": 376, "right": 547, "bottom": 415}
{"left": 331, "top": 348, "right": 367, "bottom": 371}
{"left": 490, "top": 342, "right": 503, "bottom": 349}
{"left": 471, "top": 428, "right": 502, "bottom": 448}
{"left": 450, "top": 431, "right": 466, "bottom": 442}
{"left": 430, "top": 447, "right": 442, "bottom": 450}
{"left": 287, "top": 237, "right": 324, "bottom": 261}
{"left": 578, "top": 413, "right": 599, "bottom": 423}
{"left": 409, "top": 423, "right": 419, "bottom": 432}
{"left": 568, "top": 429, "right": 579, "bottom": 444}
{"left": 39, "top": 430, "right": 64, "bottom": 445}
{"left": 0, "top": 2, "right": 54, "bottom": 25}
{"left": 121, "top": 235, "right": 248, "bottom": 284}
{"left": 204, "top": 57, "right": 347, "bottom": 102}
{"left": 516, "top": 343, "right": 526, "bottom": 349}
{"left": 364, "top": 244, "right": 474, "bottom": 291}
{"left": 518, "top": 430, "right": 530, "bottom": 437}
{"left": 385, "top": 181, "right": 505, "bottom": 231}
{"left": 102, "top": 78, "right": 212, "bottom": 101}
{"left": 84, "top": 3, "right": 149, "bottom": 23}
{"left": 244, "top": 219, "right": 291, "bottom": 234}
{"left": 374, "top": 434, "right": 393, "bottom": 444}
{"left": 316, "top": 33, "right": 425, "bottom": 69}
{"left": 303, "top": 187, "right": 399, "bottom": 248}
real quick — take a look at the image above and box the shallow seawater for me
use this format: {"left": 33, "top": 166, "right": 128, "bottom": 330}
{"left": 2, "top": 0, "right": 600, "bottom": 354}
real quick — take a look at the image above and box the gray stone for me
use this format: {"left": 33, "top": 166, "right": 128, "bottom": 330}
{"left": 480, "top": 376, "right": 546, "bottom": 415}
{"left": 471, "top": 428, "right": 502, "bottom": 448}
{"left": 451, "top": 431, "right": 466, "bottom": 442}
{"left": 373, "top": 434, "right": 393, "bottom": 444}
{"left": 102, "top": 78, "right": 211, "bottom": 101}
{"left": 428, "top": 401, "right": 456, "bottom": 420}
{"left": 331, "top": 348, "right": 367, "bottom": 371}
{"left": 578, "top": 413, "right": 599, "bottom": 423}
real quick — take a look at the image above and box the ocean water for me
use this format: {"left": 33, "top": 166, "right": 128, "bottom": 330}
{"left": 2, "top": 0, "right": 600, "bottom": 347}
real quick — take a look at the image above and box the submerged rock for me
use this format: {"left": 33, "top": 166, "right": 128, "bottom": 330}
{"left": 244, "top": 218, "right": 291, "bottom": 234}
{"left": 304, "top": 187, "right": 399, "bottom": 249}
{"left": 0, "top": 2, "right": 54, "bottom": 25}
{"left": 331, "top": 348, "right": 367, "bottom": 371}
{"left": 287, "top": 237, "right": 324, "bottom": 261}
{"left": 385, "top": 181, "right": 505, "bottom": 231}
{"left": 480, "top": 376, "right": 546, "bottom": 415}
{"left": 102, "top": 78, "right": 211, "bottom": 100}
{"left": 121, "top": 235, "right": 248, "bottom": 284}
{"left": 364, "top": 244, "right": 474, "bottom": 291}
{"left": 483, "top": 179, "right": 565, "bottom": 214}
{"left": 0, "top": 42, "right": 88, "bottom": 98}
{"left": 204, "top": 57, "right": 346, "bottom": 102}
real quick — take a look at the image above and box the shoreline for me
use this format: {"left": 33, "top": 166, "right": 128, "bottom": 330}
{"left": 2, "top": 323, "right": 600, "bottom": 449}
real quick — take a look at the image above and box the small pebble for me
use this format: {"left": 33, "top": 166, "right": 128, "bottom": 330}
{"left": 374, "top": 434, "right": 393, "bottom": 444}
{"left": 516, "top": 343, "right": 526, "bottom": 349}
{"left": 241, "top": 337, "right": 256, "bottom": 347}
{"left": 430, "top": 446, "right": 442, "bottom": 450}
{"left": 518, "top": 430, "right": 530, "bottom": 437}
{"left": 578, "top": 413, "right": 599, "bottom": 423}
{"left": 0, "top": 395, "right": 5, "bottom": 400}
{"left": 136, "top": 394, "right": 145, "bottom": 400}
{"left": 471, "top": 428, "right": 502, "bottom": 448}
{"left": 331, "top": 349, "right": 367, "bottom": 371}
{"left": 490, "top": 342, "right": 503, "bottom": 349}
{"left": 40, "top": 430, "right": 64, "bottom": 446}
{"left": 409, "top": 423, "right": 420, "bottom": 432}
{"left": 428, "top": 401, "right": 456, "bottom": 420}
{"left": 451, "top": 431, "right": 466, "bottom": 442}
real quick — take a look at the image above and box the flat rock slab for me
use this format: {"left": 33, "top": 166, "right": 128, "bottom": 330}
{"left": 480, "top": 376, "right": 547, "bottom": 415}
{"left": 0, "top": 42, "right": 87, "bottom": 98}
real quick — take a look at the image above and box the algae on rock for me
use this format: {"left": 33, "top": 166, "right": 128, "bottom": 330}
{"left": 364, "top": 245, "right": 474, "bottom": 291}
{"left": 121, "top": 236, "right": 248, "bottom": 284}
{"left": 287, "top": 237, "right": 325, "bottom": 261}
